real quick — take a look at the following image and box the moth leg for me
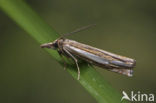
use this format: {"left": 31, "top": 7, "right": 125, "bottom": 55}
{"left": 58, "top": 50, "right": 67, "bottom": 70}
{"left": 63, "top": 48, "right": 80, "bottom": 80}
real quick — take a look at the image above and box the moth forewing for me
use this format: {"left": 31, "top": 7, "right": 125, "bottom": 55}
{"left": 62, "top": 39, "right": 135, "bottom": 77}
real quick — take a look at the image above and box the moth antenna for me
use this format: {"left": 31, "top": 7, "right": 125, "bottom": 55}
{"left": 61, "top": 24, "right": 96, "bottom": 37}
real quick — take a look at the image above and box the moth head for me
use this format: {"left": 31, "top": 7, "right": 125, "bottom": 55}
{"left": 40, "top": 39, "right": 59, "bottom": 49}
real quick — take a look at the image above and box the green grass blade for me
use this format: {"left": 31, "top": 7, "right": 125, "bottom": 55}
{"left": 0, "top": 0, "right": 129, "bottom": 103}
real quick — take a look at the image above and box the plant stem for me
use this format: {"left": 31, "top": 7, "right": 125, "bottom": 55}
{"left": 0, "top": 0, "right": 129, "bottom": 103}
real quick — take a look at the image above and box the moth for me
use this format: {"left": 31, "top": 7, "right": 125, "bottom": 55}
{"left": 41, "top": 24, "right": 136, "bottom": 80}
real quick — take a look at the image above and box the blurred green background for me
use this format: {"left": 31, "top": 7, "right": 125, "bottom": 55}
{"left": 0, "top": 0, "right": 156, "bottom": 103}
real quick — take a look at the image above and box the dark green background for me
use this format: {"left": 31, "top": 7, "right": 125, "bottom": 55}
{"left": 0, "top": 0, "right": 156, "bottom": 103}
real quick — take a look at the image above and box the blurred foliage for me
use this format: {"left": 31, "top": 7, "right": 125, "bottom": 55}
{"left": 0, "top": 0, "right": 156, "bottom": 103}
